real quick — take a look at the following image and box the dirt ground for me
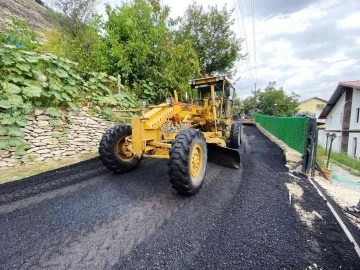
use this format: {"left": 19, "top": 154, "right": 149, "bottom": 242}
{"left": 0, "top": 151, "right": 99, "bottom": 184}
{"left": 313, "top": 167, "right": 360, "bottom": 229}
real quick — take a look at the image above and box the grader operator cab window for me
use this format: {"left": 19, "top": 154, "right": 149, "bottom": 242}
{"left": 225, "top": 85, "right": 231, "bottom": 97}
{"left": 196, "top": 84, "right": 222, "bottom": 100}
{"left": 224, "top": 84, "right": 233, "bottom": 118}
{"left": 190, "top": 79, "right": 234, "bottom": 118}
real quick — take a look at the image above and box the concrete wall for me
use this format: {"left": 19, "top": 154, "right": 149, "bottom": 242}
{"left": 350, "top": 88, "right": 360, "bottom": 130}
{"left": 0, "top": 107, "right": 114, "bottom": 168}
{"left": 318, "top": 130, "right": 342, "bottom": 153}
{"left": 319, "top": 88, "right": 360, "bottom": 158}
{"left": 348, "top": 133, "right": 359, "bottom": 159}
{"left": 326, "top": 92, "right": 345, "bottom": 131}
{"left": 318, "top": 129, "right": 326, "bottom": 148}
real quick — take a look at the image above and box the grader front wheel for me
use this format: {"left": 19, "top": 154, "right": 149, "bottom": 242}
{"left": 168, "top": 129, "right": 208, "bottom": 195}
{"left": 99, "top": 125, "right": 141, "bottom": 173}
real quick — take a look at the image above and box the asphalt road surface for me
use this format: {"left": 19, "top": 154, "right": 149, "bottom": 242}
{"left": 1, "top": 126, "right": 359, "bottom": 269}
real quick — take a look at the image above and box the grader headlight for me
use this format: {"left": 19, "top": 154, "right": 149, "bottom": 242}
{"left": 165, "top": 97, "right": 172, "bottom": 105}
{"left": 142, "top": 100, "right": 148, "bottom": 107}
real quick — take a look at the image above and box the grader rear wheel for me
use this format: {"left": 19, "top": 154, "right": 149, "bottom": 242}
{"left": 168, "top": 129, "right": 207, "bottom": 195}
{"left": 99, "top": 125, "right": 141, "bottom": 173}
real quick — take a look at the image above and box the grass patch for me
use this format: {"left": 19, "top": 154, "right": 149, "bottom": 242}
{"left": 316, "top": 146, "right": 326, "bottom": 168}
{"left": 317, "top": 145, "right": 360, "bottom": 174}
{"left": 0, "top": 152, "right": 99, "bottom": 185}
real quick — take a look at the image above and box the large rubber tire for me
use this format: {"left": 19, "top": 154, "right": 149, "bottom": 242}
{"left": 168, "top": 129, "right": 207, "bottom": 195}
{"left": 99, "top": 125, "right": 141, "bottom": 173}
{"left": 230, "top": 121, "right": 242, "bottom": 149}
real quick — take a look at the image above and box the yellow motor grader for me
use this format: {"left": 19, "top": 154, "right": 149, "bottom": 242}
{"left": 243, "top": 115, "right": 255, "bottom": 125}
{"left": 99, "top": 76, "right": 242, "bottom": 195}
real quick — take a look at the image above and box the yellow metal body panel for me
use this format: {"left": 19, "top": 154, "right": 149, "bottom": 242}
{"left": 145, "top": 107, "right": 175, "bottom": 129}
{"left": 243, "top": 118, "right": 255, "bottom": 125}
{"left": 143, "top": 107, "right": 162, "bottom": 119}
{"left": 131, "top": 117, "right": 143, "bottom": 157}
{"left": 123, "top": 76, "right": 239, "bottom": 160}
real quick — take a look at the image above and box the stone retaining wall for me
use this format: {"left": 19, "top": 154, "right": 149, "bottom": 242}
{"left": 0, "top": 108, "right": 115, "bottom": 168}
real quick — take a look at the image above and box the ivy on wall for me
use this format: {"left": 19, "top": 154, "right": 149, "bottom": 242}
{"left": 0, "top": 44, "right": 140, "bottom": 154}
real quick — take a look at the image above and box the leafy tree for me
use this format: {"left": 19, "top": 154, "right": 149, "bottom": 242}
{"left": 99, "top": 0, "right": 200, "bottom": 103}
{"left": 43, "top": 0, "right": 103, "bottom": 72}
{"left": 257, "top": 82, "right": 299, "bottom": 116}
{"left": 242, "top": 96, "right": 255, "bottom": 114}
{"left": 43, "top": 25, "right": 101, "bottom": 73}
{"left": 232, "top": 92, "right": 242, "bottom": 117}
{"left": 48, "top": 0, "right": 99, "bottom": 37}
{"left": 173, "top": 2, "right": 242, "bottom": 76}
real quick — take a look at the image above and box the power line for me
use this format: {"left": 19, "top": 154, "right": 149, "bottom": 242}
{"left": 233, "top": 0, "right": 254, "bottom": 84}
{"left": 239, "top": 0, "right": 254, "bottom": 83}
{"left": 237, "top": 0, "right": 256, "bottom": 111}
{"left": 233, "top": 0, "right": 242, "bottom": 39}
{"left": 251, "top": 0, "right": 257, "bottom": 83}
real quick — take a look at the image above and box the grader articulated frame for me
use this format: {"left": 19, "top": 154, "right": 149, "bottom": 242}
{"left": 99, "top": 76, "right": 242, "bottom": 195}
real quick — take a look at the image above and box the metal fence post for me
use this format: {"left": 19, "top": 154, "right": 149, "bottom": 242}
{"left": 311, "top": 121, "right": 319, "bottom": 177}
{"left": 326, "top": 133, "right": 337, "bottom": 168}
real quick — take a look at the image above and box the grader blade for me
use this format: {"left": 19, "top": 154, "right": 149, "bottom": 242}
{"left": 207, "top": 144, "right": 240, "bottom": 169}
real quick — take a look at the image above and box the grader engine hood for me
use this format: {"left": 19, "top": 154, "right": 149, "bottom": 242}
{"left": 142, "top": 105, "right": 176, "bottom": 130}
{"left": 142, "top": 102, "right": 202, "bottom": 131}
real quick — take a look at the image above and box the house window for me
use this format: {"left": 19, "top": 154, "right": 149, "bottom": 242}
{"left": 354, "top": 137, "right": 358, "bottom": 158}
{"left": 316, "top": 104, "right": 325, "bottom": 110}
{"left": 356, "top": 108, "right": 360, "bottom": 123}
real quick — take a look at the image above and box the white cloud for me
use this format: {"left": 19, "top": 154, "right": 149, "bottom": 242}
{"left": 257, "top": 6, "right": 327, "bottom": 38}
{"left": 322, "top": 59, "right": 358, "bottom": 76}
{"left": 336, "top": 11, "right": 360, "bottom": 29}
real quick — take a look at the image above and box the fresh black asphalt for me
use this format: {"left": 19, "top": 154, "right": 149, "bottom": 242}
{"left": 0, "top": 126, "right": 359, "bottom": 269}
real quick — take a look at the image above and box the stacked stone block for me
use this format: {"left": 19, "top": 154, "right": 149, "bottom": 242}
{"left": 0, "top": 107, "right": 114, "bottom": 168}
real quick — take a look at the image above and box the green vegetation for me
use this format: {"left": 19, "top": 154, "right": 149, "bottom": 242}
{"left": 0, "top": 17, "right": 40, "bottom": 50}
{"left": 98, "top": 0, "right": 200, "bottom": 103}
{"left": 173, "top": 2, "right": 242, "bottom": 75}
{"left": 316, "top": 145, "right": 326, "bottom": 169}
{"left": 0, "top": 44, "right": 139, "bottom": 152}
{"left": 0, "top": 0, "right": 242, "bottom": 157}
{"left": 243, "top": 82, "right": 299, "bottom": 116}
{"left": 242, "top": 96, "right": 255, "bottom": 114}
{"left": 42, "top": 0, "right": 241, "bottom": 103}
{"left": 257, "top": 82, "right": 299, "bottom": 116}
{"left": 317, "top": 145, "right": 360, "bottom": 175}
{"left": 233, "top": 96, "right": 242, "bottom": 117}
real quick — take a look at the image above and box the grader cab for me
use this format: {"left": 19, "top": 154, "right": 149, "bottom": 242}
{"left": 99, "top": 76, "right": 242, "bottom": 195}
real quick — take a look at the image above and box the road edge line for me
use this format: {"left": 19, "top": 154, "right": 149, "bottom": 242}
{"left": 307, "top": 176, "right": 360, "bottom": 258}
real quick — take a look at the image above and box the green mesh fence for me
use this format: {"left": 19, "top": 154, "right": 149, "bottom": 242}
{"left": 254, "top": 114, "right": 309, "bottom": 154}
